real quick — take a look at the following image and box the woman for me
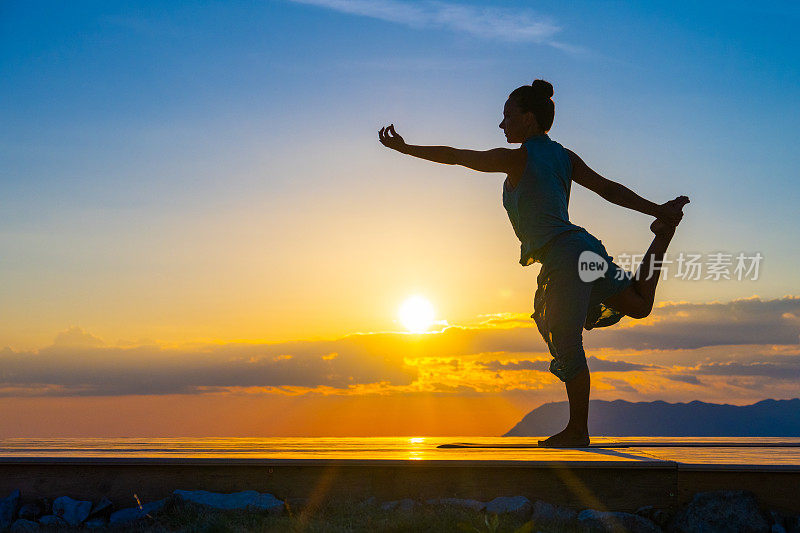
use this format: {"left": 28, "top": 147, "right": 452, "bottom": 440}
{"left": 378, "top": 79, "right": 689, "bottom": 447}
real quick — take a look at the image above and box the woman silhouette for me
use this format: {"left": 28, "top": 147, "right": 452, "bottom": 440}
{"left": 379, "top": 79, "right": 689, "bottom": 447}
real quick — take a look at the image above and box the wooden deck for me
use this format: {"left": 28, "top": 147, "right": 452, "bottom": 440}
{"left": 1, "top": 438, "right": 798, "bottom": 513}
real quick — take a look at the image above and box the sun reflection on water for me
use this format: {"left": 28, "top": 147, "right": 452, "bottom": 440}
{"left": 408, "top": 437, "right": 426, "bottom": 460}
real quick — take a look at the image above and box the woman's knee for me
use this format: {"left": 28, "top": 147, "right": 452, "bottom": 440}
{"left": 547, "top": 326, "right": 587, "bottom": 382}
{"left": 627, "top": 301, "right": 653, "bottom": 319}
{"left": 549, "top": 346, "right": 588, "bottom": 383}
{"left": 605, "top": 286, "right": 652, "bottom": 319}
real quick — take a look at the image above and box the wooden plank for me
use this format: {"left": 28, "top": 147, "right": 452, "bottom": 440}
{"left": 0, "top": 461, "right": 677, "bottom": 513}
{"left": 0, "top": 458, "right": 798, "bottom": 513}
{"left": 439, "top": 442, "right": 800, "bottom": 449}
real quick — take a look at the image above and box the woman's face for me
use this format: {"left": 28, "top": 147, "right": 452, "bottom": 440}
{"left": 499, "top": 98, "right": 538, "bottom": 143}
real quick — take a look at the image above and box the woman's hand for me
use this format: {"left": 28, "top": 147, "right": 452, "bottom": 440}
{"left": 378, "top": 124, "right": 407, "bottom": 153}
{"left": 654, "top": 195, "right": 690, "bottom": 226}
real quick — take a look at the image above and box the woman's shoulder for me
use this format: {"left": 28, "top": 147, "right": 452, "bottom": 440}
{"left": 528, "top": 136, "right": 574, "bottom": 178}
{"left": 524, "top": 134, "right": 568, "bottom": 152}
{"left": 524, "top": 135, "right": 572, "bottom": 159}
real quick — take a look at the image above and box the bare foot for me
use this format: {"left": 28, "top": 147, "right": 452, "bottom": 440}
{"left": 538, "top": 427, "right": 590, "bottom": 448}
{"left": 651, "top": 196, "right": 690, "bottom": 236}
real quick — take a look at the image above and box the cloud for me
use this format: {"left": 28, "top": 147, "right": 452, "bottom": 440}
{"left": 0, "top": 328, "right": 417, "bottom": 397}
{"left": 587, "top": 356, "right": 658, "bottom": 372}
{"left": 477, "top": 356, "right": 657, "bottom": 373}
{"left": 2, "top": 296, "right": 799, "bottom": 399}
{"left": 53, "top": 326, "right": 105, "bottom": 348}
{"left": 694, "top": 358, "right": 800, "bottom": 379}
{"left": 664, "top": 374, "right": 704, "bottom": 385}
{"left": 479, "top": 359, "right": 548, "bottom": 372}
{"left": 289, "top": 0, "right": 561, "bottom": 44}
{"left": 570, "top": 296, "right": 800, "bottom": 351}
{"left": 599, "top": 378, "right": 638, "bottom": 393}
{"left": 402, "top": 296, "right": 800, "bottom": 356}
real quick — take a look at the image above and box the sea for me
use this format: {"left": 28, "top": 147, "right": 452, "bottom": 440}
{"left": 2, "top": 437, "right": 800, "bottom": 465}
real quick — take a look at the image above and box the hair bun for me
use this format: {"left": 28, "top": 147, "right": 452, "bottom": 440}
{"left": 531, "top": 79, "right": 553, "bottom": 99}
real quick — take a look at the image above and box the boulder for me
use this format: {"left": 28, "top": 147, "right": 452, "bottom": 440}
{"left": 381, "top": 499, "right": 417, "bottom": 513}
{"left": 88, "top": 497, "right": 113, "bottom": 518}
{"left": 771, "top": 511, "right": 788, "bottom": 533}
{"left": 17, "top": 503, "right": 43, "bottom": 521}
{"left": 34, "top": 499, "right": 50, "bottom": 517}
{"left": 0, "top": 489, "right": 20, "bottom": 529}
{"left": 669, "top": 491, "right": 770, "bottom": 533}
{"left": 485, "top": 496, "right": 532, "bottom": 519}
{"left": 108, "top": 499, "right": 166, "bottom": 525}
{"left": 52, "top": 495, "right": 92, "bottom": 526}
{"left": 358, "top": 496, "right": 378, "bottom": 508}
{"left": 578, "top": 509, "right": 661, "bottom": 533}
{"left": 426, "top": 498, "right": 485, "bottom": 511}
{"left": 636, "top": 506, "right": 670, "bottom": 529}
{"left": 10, "top": 519, "right": 39, "bottom": 532}
{"left": 532, "top": 500, "right": 578, "bottom": 531}
{"left": 38, "top": 515, "right": 67, "bottom": 527}
{"left": 85, "top": 516, "right": 108, "bottom": 529}
{"left": 173, "top": 490, "right": 284, "bottom": 515}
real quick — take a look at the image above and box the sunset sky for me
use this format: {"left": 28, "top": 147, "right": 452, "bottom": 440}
{"left": 1, "top": 1, "right": 799, "bottom": 436}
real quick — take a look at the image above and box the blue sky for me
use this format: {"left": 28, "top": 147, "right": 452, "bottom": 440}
{"left": 2, "top": 0, "right": 799, "bottom": 350}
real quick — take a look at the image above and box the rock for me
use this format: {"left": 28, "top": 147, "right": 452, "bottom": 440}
{"left": 577, "top": 509, "right": 661, "bottom": 532}
{"left": 38, "top": 515, "right": 67, "bottom": 527}
{"left": 85, "top": 517, "right": 108, "bottom": 529}
{"left": 88, "top": 497, "right": 113, "bottom": 518}
{"left": 173, "top": 490, "right": 284, "bottom": 515}
{"left": 669, "top": 490, "right": 770, "bottom": 533}
{"left": 381, "top": 499, "right": 417, "bottom": 513}
{"left": 426, "top": 498, "right": 485, "bottom": 511}
{"left": 17, "top": 503, "right": 43, "bottom": 521}
{"left": 531, "top": 500, "right": 578, "bottom": 530}
{"left": 636, "top": 505, "right": 670, "bottom": 529}
{"left": 108, "top": 499, "right": 166, "bottom": 525}
{"left": 771, "top": 511, "right": 788, "bottom": 533}
{"left": 10, "top": 519, "right": 39, "bottom": 532}
{"left": 358, "top": 496, "right": 378, "bottom": 508}
{"left": 0, "top": 489, "right": 21, "bottom": 529}
{"left": 52, "top": 495, "right": 92, "bottom": 526}
{"left": 485, "top": 496, "right": 532, "bottom": 519}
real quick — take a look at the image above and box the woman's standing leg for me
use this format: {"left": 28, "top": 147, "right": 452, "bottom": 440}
{"left": 564, "top": 366, "right": 590, "bottom": 439}
{"left": 533, "top": 233, "right": 595, "bottom": 447}
{"left": 537, "top": 292, "right": 593, "bottom": 447}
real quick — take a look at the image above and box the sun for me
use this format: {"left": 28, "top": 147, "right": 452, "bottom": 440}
{"left": 398, "top": 295, "right": 435, "bottom": 333}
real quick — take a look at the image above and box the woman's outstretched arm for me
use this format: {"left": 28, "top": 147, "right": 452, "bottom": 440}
{"left": 567, "top": 149, "right": 687, "bottom": 225}
{"left": 379, "top": 124, "right": 524, "bottom": 175}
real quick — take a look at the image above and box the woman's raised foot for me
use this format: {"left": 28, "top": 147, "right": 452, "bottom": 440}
{"left": 651, "top": 196, "right": 690, "bottom": 236}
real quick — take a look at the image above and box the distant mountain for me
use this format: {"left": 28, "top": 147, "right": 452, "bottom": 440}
{"left": 503, "top": 399, "right": 800, "bottom": 437}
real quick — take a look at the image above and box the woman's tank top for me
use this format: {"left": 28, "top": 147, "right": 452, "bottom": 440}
{"left": 502, "top": 134, "right": 583, "bottom": 266}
